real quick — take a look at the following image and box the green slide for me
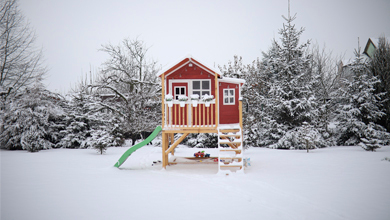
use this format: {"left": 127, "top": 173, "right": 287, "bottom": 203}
{"left": 114, "top": 126, "right": 162, "bottom": 168}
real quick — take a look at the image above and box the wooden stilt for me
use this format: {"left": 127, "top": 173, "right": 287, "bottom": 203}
{"left": 162, "top": 132, "right": 168, "bottom": 168}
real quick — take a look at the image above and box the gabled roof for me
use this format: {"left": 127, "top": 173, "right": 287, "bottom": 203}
{"left": 157, "top": 54, "right": 221, "bottom": 78}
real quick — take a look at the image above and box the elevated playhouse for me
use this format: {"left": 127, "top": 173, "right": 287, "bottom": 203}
{"left": 115, "top": 55, "right": 246, "bottom": 173}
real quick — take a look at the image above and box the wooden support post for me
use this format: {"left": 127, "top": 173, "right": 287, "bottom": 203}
{"left": 215, "top": 72, "right": 219, "bottom": 128}
{"left": 162, "top": 73, "right": 165, "bottom": 128}
{"left": 162, "top": 132, "right": 169, "bottom": 168}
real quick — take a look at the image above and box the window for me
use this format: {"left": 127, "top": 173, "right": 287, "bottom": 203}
{"left": 174, "top": 86, "right": 186, "bottom": 100}
{"left": 192, "top": 80, "right": 210, "bottom": 98}
{"left": 223, "top": 89, "right": 235, "bottom": 105}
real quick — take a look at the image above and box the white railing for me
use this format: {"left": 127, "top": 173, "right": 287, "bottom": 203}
{"left": 164, "top": 100, "right": 216, "bottom": 128}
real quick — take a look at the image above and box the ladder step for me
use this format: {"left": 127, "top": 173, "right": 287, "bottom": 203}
{"left": 219, "top": 165, "right": 243, "bottom": 168}
{"left": 219, "top": 149, "right": 242, "bottom": 153}
{"left": 219, "top": 134, "right": 241, "bottom": 138}
{"left": 219, "top": 129, "right": 240, "bottom": 133}
{"left": 219, "top": 141, "right": 241, "bottom": 145}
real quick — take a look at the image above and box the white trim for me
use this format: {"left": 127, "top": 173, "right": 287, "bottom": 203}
{"left": 191, "top": 79, "right": 212, "bottom": 99}
{"left": 223, "top": 88, "right": 235, "bottom": 105}
{"left": 169, "top": 79, "right": 211, "bottom": 99}
{"left": 157, "top": 54, "right": 221, "bottom": 77}
{"left": 173, "top": 86, "right": 186, "bottom": 100}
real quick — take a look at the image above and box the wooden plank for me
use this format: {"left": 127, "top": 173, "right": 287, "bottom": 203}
{"left": 179, "top": 104, "right": 181, "bottom": 126}
{"left": 203, "top": 104, "right": 205, "bottom": 126}
{"left": 162, "top": 132, "right": 168, "bottom": 168}
{"left": 220, "top": 165, "right": 242, "bottom": 168}
{"left": 219, "top": 157, "right": 242, "bottom": 162}
{"left": 219, "top": 129, "right": 240, "bottom": 133}
{"left": 207, "top": 105, "right": 209, "bottom": 126}
{"left": 195, "top": 106, "right": 197, "bottom": 126}
{"left": 173, "top": 105, "right": 176, "bottom": 126}
{"left": 182, "top": 105, "right": 185, "bottom": 127}
{"left": 162, "top": 128, "right": 218, "bottom": 134}
{"left": 219, "top": 135, "right": 241, "bottom": 138}
{"left": 211, "top": 104, "right": 214, "bottom": 127}
{"left": 165, "top": 133, "right": 189, "bottom": 154}
{"left": 169, "top": 105, "right": 172, "bottom": 126}
{"left": 199, "top": 104, "right": 201, "bottom": 127}
{"left": 189, "top": 104, "right": 192, "bottom": 126}
{"left": 239, "top": 100, "right": 243, "bottom": 130}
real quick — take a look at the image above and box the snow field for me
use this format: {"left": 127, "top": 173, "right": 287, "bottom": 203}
{"left": 1, "top": 145, "right": 390, "bottom": 220}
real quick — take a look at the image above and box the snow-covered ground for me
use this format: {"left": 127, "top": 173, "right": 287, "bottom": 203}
{"left": 1, "top": 144, "right": 390, "bottom": 220}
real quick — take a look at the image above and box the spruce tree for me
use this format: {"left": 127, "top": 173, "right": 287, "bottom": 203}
{"left": 369, "top": 37, "right": 390, "bottom": 132}
{"left": 261, "top": 13, "right": 319, "bottom": 149}
{"left": 336, "top": 47, "right": 389, "bottom": 149}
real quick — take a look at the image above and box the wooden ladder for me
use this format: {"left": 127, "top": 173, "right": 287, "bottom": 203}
{"left": 217, "top": 126, "right": 244, "bottom": 174}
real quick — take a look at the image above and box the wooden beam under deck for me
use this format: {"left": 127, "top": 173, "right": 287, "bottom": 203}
{"left": 165, "top": 133, "right": 189, "bottom": 155}
{"left": 162, "top": 128, "right": 218, "bottom": 134}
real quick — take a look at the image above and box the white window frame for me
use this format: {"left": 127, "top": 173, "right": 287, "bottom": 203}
{"left": 223, "top": 88, "right": 235, "bottom": 105}
{"left": 174, "top": 86, "right": 186, "bottom": 100}
{"left": 192, "top": 80, "right": 211, "bottom": 98}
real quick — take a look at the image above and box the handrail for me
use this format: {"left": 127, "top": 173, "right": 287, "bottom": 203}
{"left": 164, "top": 100, "right": 217, "bottom": 128}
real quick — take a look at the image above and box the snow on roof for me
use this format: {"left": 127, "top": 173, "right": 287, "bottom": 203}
{"left": 219, "top": 77, "right": 245, "bottom": 84}
{"left": 157, "top": 54, "right": 221, "bottom": 77}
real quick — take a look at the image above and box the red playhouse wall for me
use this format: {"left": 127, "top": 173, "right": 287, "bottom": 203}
{"left": 165, "top": 63, "right": 216, "bottom": 97}
{"left": 165, "top": 60, "right": 217, "bottom": 126}
{"left": 219, "top": 82, "right": 240, "bottom": 124}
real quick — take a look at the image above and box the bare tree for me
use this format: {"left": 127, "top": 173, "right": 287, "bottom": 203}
{"left": 310, "top": 43, "right": 343, "bottom": 135}
{"left": 0, "top": 0, "right": 46, "bottom": 99}
{"left": 91, "top": 38, "right": 161, "bottom": 139}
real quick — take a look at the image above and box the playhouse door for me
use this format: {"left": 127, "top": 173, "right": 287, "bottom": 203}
{"left": 172, "top": 83, "right": 188, "bottom": 126}
{"left": 219, "top": 83, "right": 239, "bottom": 124}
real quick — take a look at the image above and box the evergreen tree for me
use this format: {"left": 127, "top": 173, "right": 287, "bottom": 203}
{"left": 335, "top": 47, "right": 389, "bottom": 148}
{"left": 0, "top": 87, "right": 66, "bottom": 152}
{"left": 260, "top": 13, "right": 319, "bottom": 149}
{"left": 58, "top": 87, "right": 124, "bottom": 149}
{"left": 369, "top": 37, "right": 390, "bottom": 132}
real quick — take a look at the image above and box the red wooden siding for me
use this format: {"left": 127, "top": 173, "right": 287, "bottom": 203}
{"left": 219, "top": 82, "right": 239, "bottom": 124}
{"left": 166, "top": 63, "right": 216, "bottom": 97}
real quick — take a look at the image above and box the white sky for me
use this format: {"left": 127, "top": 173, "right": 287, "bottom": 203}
{"left": 19, "top": 0, "right": 390, "bottom": 94}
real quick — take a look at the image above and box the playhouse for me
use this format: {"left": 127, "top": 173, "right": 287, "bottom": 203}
{"left": 159, "top": 55, "right": 245, "bottom": 172}
{"left": 114, "top": 55, "right": 246, "bottom": 173}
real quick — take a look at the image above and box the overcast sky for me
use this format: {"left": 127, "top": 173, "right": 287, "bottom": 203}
{"left": 19, "top": 0, "right": 390, "bottom": 94}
